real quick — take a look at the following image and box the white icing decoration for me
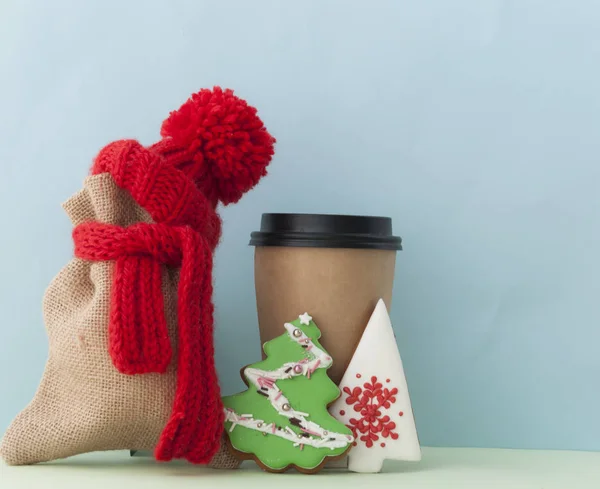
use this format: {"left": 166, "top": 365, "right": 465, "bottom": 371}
{"left": 299, "top": 312, "right": 312, "bottom": 325}
{"left": 224, "top": 321, "right": 353, "bottom": 451}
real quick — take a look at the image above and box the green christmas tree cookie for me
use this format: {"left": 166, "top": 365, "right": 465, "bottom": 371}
{"left": 222, "top": 313, "right": 354, "bottom": 473}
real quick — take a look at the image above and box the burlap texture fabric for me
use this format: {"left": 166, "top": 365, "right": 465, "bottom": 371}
{"left": 0, "top": 173, "right": 239, "bottom": 469}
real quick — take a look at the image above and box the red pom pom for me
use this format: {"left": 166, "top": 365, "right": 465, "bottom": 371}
{"left": 159, "top": 87, "right": 275, "bottom": 205}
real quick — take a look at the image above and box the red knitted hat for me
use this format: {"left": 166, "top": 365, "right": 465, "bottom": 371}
{"left": 150, "top": 86, "right": 276, "bottom": 207}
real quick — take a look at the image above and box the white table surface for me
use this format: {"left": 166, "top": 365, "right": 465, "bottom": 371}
{"left": 1, "top": 447, "right": 599, "bottom": 489}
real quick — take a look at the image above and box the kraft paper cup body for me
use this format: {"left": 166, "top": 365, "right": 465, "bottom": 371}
{"left": 250, "top": 214, "right": 401, "bottom": 384}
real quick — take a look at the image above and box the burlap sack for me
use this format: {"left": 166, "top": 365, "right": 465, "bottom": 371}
{"left": 0, "top": 173, "right": 238, "bottom": 468}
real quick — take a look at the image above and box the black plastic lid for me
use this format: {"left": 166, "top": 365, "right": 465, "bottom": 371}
{"left": 249, "top": 213, "right": 402, "bottom": 250}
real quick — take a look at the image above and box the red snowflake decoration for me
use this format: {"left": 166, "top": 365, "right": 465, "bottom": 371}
{"left": 343, "top": 375, "right": 399, "bottom": 448}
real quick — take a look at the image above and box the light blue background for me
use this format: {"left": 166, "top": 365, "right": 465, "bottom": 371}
{"left": 1, "top": 0, "right": 598, "bottom": 452}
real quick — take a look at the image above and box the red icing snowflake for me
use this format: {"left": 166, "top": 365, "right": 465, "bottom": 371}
{"left": 343, "top": 375, "right": 399, "bottom": 448}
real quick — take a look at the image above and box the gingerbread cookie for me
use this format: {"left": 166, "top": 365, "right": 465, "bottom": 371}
{"left": 222, "top": 313, "right": 353, "bottom": 473}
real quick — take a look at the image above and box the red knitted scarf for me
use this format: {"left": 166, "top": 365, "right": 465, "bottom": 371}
{"left": 72, "top": 140, "right": 223, "bottom": 464}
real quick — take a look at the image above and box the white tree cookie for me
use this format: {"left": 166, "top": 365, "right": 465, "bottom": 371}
{"left": 330, "top": 299, "right": 421, "bottom": 473}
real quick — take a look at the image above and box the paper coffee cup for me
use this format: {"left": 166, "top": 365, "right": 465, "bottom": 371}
{"left": 250, "top": 213, "right": 402, "bottom": 384}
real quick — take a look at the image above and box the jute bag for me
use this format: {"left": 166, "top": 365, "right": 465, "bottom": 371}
{"left": 0, "top": 87, "right": 275, "bottom": 466}
{"left": 0, "top": 173, "right": 235, "bottom": 467}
